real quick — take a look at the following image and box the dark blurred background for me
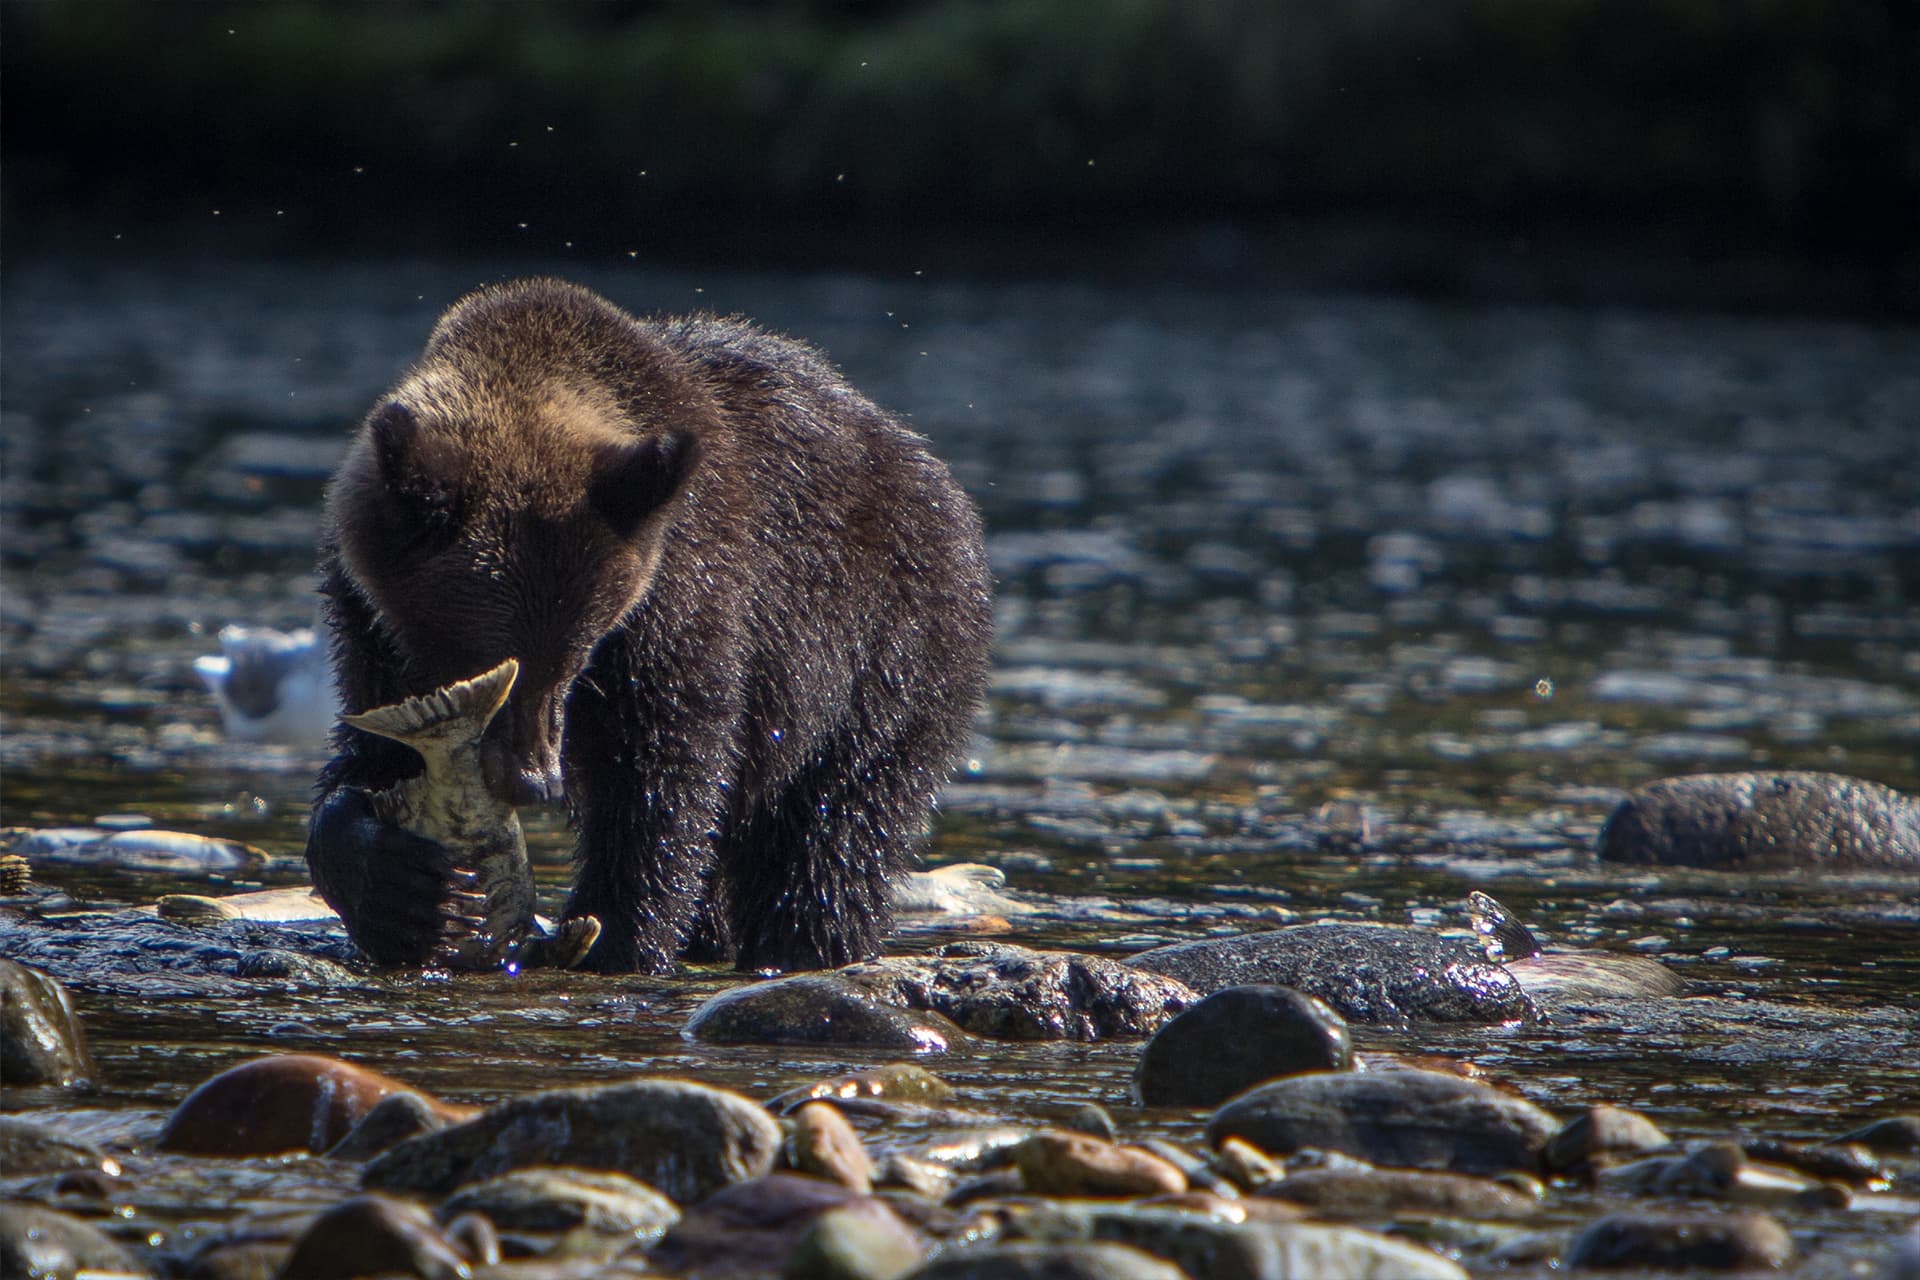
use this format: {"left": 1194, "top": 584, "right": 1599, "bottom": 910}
{"left": 5, "top": 0, "right": 1918, "bottom": 314}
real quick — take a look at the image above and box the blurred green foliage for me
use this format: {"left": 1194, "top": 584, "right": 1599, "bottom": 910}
{"left": 4, "top": 0, "right": 1914, "bottom": 278}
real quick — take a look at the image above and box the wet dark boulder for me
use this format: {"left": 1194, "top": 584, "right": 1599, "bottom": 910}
{"left": 1565, "top": 1208, "right": 1794, "bottom": 1270}
{"left": 0, "top": 1201, "right": 146, "bottom": 1279}
{"left": 842, "top": 942, "right": 1198, "bottom": 1041}
{"left": 1543, "top": 1105, "right": 1673, "bottom": 1178}
{"left": 1129, "top": 924, "right": 1537, "bottom": 1025}
{"left": 363, "top": 1077, "right": 782, "bottom": 1204}
{"left": 0, "top": 957, "right": 95, "bottom": 1087}
{"left": 686, "top": 973, "right": 967, "bottom": 1053}
{"left": 1598, "top": 771, "right": 1920, "bottom": 870}
{"left": 1207, "top": 1068, "right": 1559, "bottom": 1176}
{"left": 1134, "top": 985, "right": 1352, "bottom": 1108}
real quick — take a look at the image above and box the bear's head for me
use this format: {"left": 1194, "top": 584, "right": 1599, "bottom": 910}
{"left": 330, "top": 392, "right": 697, "bottom": 807}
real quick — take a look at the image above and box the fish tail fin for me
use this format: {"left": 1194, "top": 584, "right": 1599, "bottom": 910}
{"left": 341, "top": 657, "right": 519, "bottom": 748}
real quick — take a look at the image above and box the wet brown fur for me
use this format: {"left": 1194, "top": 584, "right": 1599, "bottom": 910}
{"left": 311, "top": 278, "right": 993, "bottom": 973}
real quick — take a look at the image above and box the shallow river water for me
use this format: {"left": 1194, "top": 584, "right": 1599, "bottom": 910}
{"left": 2, "top": 256, "right": 1917, "bottom": 1274}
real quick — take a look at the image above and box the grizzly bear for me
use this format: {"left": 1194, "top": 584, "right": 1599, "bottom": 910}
{"left": 306, "top": 278, "right": 992, "bottom": 973}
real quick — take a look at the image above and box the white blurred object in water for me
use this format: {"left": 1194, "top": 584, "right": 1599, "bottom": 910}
{"left": 193, "top": 624, "right": 337, "bottom": 745}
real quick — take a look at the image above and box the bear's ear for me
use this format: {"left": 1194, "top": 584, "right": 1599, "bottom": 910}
{"left": 590, "top": 430, "right": 698, "bottom": 541}
{"left": 369, "top": 401, "right": 460, "bottom": 509}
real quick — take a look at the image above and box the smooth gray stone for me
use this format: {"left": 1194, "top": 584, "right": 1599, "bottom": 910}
{"left": 686, "top": 974, "right": 965, "bottom": 1053}
{"left": 363, "top": 1077, "right": 781, "bottom": 1204}
{"left": 1134, "top": 984, "right": 1351, "bottom": 1107}
{"left": 651, "top": 1173, "right": 910, "bottom": 1278}
{"left": 1598, "top": 770, "right": 1920, "bottom": 869}
{"left": 0, "top": 957, "right": 95, "bottom": 1087}
{"left": 1259, "top": 1167, "right": 1538, "bottom": 1220}
{"left": 1206, "top": 1068, "right": 1558, "bottom": 1176}
{"left": 1129, "top": 924, "right": 1537, "bottom": 1025}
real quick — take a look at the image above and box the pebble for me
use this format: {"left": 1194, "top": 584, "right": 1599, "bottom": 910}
{"left": 436, "top": 1166, "right": 680, "bottom": 1237}
{"left": 1598, "top": 770, "right": 1920, "bottom": 869}
{"left": 1130, "top": 923, "right": 1537, "bottom": 1025}
{"left": 0, "top": 1201, "right": 146, "bottom": 1279}
{"left": 159, "top": 1053, "right": 460, "bottom": 1156}
{"left": 1012, "top": 1130, "right": 1189, "bottom": 1198}
{"left": 1565, "top": 1208, "right": 1794, "bottom": 1269}
{"left": 791, "top": 1101, "right": 879, "bottom": 1192}
{"left": 771, "top": 1064, "right": 956, "bottom": 1113}
{"left": 277, "top": 1194, "right": 472, "bottom": 1280}
{"left": 0, "top": 958, "right": 95, "bottom": 1087}
{"left": 686, "top": 974, "right": 966, "bottom": 1053}
{"left": 363, "top": 1076, "right": 783, "bottom": 1204}
{"left": 1595, "top": 1142, "right": 1849, "bottom": 1209}
{"left": 1207, "top": 1067, "right": 1560, "bottom": 1175}
{"left": 1134, "top": 984, "right": 1351, "bottom": 1107}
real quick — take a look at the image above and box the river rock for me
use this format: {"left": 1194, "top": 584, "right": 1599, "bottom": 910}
{"left": 327, "top": 1089, "right": 461, "bottom": 1160}
{"left": 1565, "top": 1208, "right": 1794, "bottom": 1269}
{"left": 159, "top": 1053, "right": 458, "bottom": 1156}
{"left": 786, "top": 1201, "right": 927, "bottom": 1280}
{"left": 0, "top": 1201, "right": 146, "bottom": 1278}
{"left": 10, "top": 826, "right": 267, "bottom": 875}
{"left": 0, "top": 957, "right": 95, "bottom": 1087}
{"left": 840, "top": 942, "right": 1197, "bottom": 1040}
{"left": 1260, "top": 1167, "right": 1538, "bottom": 1221}
{"left": 0, "top": 1115, "right": 120, "bottom": 1177}
{"left": 364, "top": 1077, "right": 782, "bottom": 1204}
{"left": 771, "top": 1064, "right": 955, "bottom": 1113}
{"left": 687, "top": 975, "right": 966, "bottom": 1053}
{"left": 1134, "top": 984, "right": 1351, "bottom": 1108}
{"left": 1834, "top": 1114, "right": 1920, "bottom": 1153}
{"left": 1129, "top": 924, "right": 1537, "bottom": 1025}
{"left": 0, "top": 909, "right": 364, "bottom": 1000}
{"left": 1013, "top": 1203, "right": 1469, "bottom": 1280}
{"left": 903, "top": 1241, "right": 1188, "bottom": 1280}
{"left": 1502, "top": 950, "right": 1685, "bottom": 1007}
{"left": 790, "top": 1101, "right": 878, "bottom": 1192}
{"left": 1543, "top": 1105, "right": 1673, "bottom": 1176}
{"left": 1598, "top": 770, "right": 1920, "bottom": 869}
{"left": 1741, "top": 1136, "right": 1886, "bottom": 1185}
{"left": 436, "top": 1166, "right": 680, "bottom": 1237}
{"left": 1595, "top": 1142, "right": 1848, "bottom": 1209}
{"left": 1206, "top": 1068, "right": 1559, "bottom": 1175}
{"left": 1013, "top": 1130, "right": 1189, "bottom": 1197}
{"left": 650, "top": 1173, "right": 915, "bottom": 1277}
{"left": 277, "top": 1194, "right": 470, "bottom": 1280}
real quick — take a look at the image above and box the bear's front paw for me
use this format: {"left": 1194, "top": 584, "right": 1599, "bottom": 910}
{"left": 311, "top": 786, "right": 472, "bottom": 967}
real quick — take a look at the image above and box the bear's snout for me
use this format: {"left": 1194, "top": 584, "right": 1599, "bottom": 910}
{"left": 481, "top": 736, "right": 565, "bottom": 806}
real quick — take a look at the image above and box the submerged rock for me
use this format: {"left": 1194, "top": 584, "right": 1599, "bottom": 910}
{"left": 0, "top": 957, "right": 95, "bottom": 1087}
{"left": 0, "top": 1116, "right": 120, "bottom": 1177}
{"left": 1129, "top": 924, "right": 1537, "bottom": 1025}
{"left": 1595, "top": 1142, "right": 1849, "bottom": 1210}
{"left": 770, "top": 1064, "right": 955, "bottom": 1113}
{"left": 0, "top": 1201, "right": 146, "bottom": 1279}
{"left": 1259, "top": 1167, "right": 1538, "bottom": 1221}
{"left": 686, "top": 974, "right": 966, "bottom": 1053}
{"left": 363, "top": 1077, "right": 782, "bottom": 1204}
{"left": 1543, "top": 1105, "right": 1673, "bottom": 1177}
{"left": 1598, "top": 770, "right": 1920, "bottom": 869}
{"left": 1207, "top": 1068, "right": 1559, "bottom": 1176}
{"left": 8, "top": 826, "right": 267, "bottom": 876}
{"left": 1566, "top": 1208, "right": 1794, "bottom": 1270}
{"left": 842, "top": 942, "right": 1197, "bottom": 1041}
{"left": 0, "top": 909, "right": 362, "bottom": 999}
{"left": 160, "top": 1053, "right": 463, "bottom": 1157}
{"left": 1134, "top": 984, "right": 1352, "bottom": 1108}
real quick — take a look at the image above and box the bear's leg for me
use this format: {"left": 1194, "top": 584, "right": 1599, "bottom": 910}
{"left": 722, "top": 732, "right": 929, "bottom": 972}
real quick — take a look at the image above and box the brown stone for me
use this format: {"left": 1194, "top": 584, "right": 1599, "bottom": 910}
{"left": 1012, "top": 1130, "right": 1188, "bottom": 1198}
{"left": 790, "top": 1100, "right": 877, "bottom": 1193}
{"left": 158, "top": 1054, "right": 465, "bottom": 1156}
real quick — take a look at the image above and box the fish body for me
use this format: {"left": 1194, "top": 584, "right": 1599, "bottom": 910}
{"left": 343, "top": 659, "right": 597, "bottom": 970}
